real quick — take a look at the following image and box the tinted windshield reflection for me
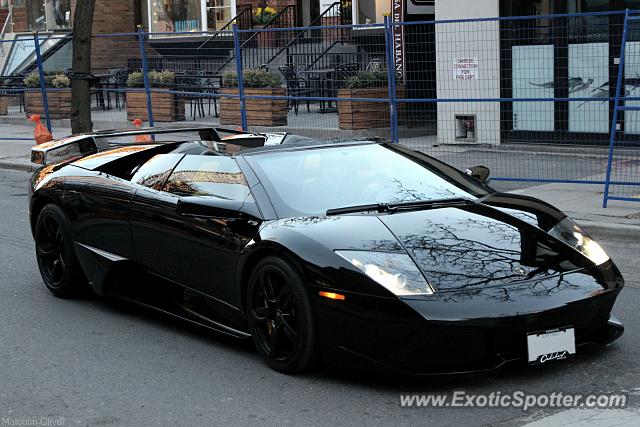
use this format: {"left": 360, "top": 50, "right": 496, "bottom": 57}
{"left": 248, "top": 144, "right": 490, "bottom": 217}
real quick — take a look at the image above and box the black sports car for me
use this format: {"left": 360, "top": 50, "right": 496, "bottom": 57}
{"left": 28, "top": 126, "right": 624, "bottom": 375}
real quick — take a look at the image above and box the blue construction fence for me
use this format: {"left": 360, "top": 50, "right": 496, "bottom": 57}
{"left": 1, "top": 9, "right": 640, "bottom": 206}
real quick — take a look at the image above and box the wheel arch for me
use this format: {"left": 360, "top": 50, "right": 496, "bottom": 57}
{"left": 237, "top": 242, "right": 306, "bottom": 313}
{"left": 30, "top": 194, "right": 58, "bottom": 237}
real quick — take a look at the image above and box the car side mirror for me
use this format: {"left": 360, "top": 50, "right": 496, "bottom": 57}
{"left": 176, "top": 197, "right": 259, "bottom": 220}
{"left": 465, "top": 165, "right": 491, "bottom": 183}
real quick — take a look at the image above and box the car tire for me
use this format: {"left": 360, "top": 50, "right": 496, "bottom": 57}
{"left": 246, "top": 256, "right": 318, "bottom": 374}
{"left": 34, "top": 203, "right": 87, "bottom": 298}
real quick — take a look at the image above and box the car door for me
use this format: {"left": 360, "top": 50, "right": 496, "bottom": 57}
{"left": 63, "top": 166, "right": 137, "bottom": 260}
{"left": 129, "top": 154, "right": 259, "bottom": 306}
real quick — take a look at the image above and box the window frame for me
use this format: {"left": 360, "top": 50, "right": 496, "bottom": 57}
{"left": 244, "top": 142, "right": 494, "bottom": 219}
{"left": 142, "top": 0, "right": 237, "bottom": 35}
{"left": 129, "top": 153, "right": 186, "bottom": 191}
{"left": 351, "top": 0, "right": 390, "bottom": 25}
{"left": 161, "top": 153, "right": 254, "bottom": 201}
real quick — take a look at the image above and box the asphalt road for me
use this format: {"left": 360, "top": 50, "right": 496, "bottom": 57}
{"left": 1, "top": 168, "right": 639, "bottom": 427}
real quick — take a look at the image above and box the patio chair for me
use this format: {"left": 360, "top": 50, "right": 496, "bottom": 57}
{"left": 312, "top": 63, "right": 360, "bottom": 112}
{"left": 106, "top": 68, "right": 129, "bottom": 110}
{"left": 199, "top": 73, "right": 221, "bottom": 118}
{"left": 279, "top": 64, "right": 316, "bottom": 115}
{"left": 366, "top": 57, "right": 385, "bottom": 72}
{"left": 3, "top": 73, "right": 26, "bottom": 113}
{"left": 333, "top": 63, "right": 360, "bottom": 90}
{"left": 176, "top": 74, "right": 206, "bottom": 121}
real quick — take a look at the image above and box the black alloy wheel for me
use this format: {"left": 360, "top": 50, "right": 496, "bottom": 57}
{"left": 35, "top": 204, "right": 86, "bottom": 298}
{"left": 247, "top": 256, "right": 317, "bottom": 373}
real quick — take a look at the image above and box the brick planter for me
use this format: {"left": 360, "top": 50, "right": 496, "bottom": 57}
{"left": 0, "top": 96, "right": 7, "bottom": 115}
{"left": 337, "top": 87, "right": 405, "bottom": 130}
{"left": 219, "top": 87, "right": 288, "bottom": 126}
{"left": 25, "top": 90, "right": 72, "bottom": 119}
{"left": 126, "top": 91, "right": 185, "bottom": 122}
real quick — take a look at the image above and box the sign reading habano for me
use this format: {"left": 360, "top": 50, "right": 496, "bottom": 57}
{"left": 453, "top": 58, "right": 479, "bottom": 80}
{"left": 393, "top": 0, "right": 405, "bottom": 81}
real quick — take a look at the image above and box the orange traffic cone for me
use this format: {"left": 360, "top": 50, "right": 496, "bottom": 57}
{"left": 30, "top": 115, "right": 53, "bottom": 145}
{"left": 132, "top": 118, "right": 152, "bottom": 142}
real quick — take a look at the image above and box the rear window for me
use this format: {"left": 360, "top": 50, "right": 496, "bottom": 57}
{"left": 163, "top": 155, "right": 251, "bottom": 201}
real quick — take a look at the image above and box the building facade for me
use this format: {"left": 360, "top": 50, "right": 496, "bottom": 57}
{"left": 1, "top": 0, "right": 638, "bottom": 145}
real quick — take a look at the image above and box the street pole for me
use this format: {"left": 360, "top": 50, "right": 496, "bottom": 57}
{"left": 233, "top": 23, "right": 248, "bottom": 131}
{"left": 33, "top": 32, "right": 52, "bottom": 133}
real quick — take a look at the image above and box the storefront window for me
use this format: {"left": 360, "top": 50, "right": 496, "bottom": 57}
{"left": 149, "top": 0, "right": 202, "bottom": 33}
{"left": 206, "top": 0, "right": 234, "bottom": 30}
{"left": 354, "top": 0, "right": 389, "bottom": 24}
{"left": 25, "top": 0, "right": 71, "bottom": 31}
{"left": 141, "top": 0, "right": 238, "bottom": 35}
{"left": 567, "top": 0, "right": 609, "bottom": 43}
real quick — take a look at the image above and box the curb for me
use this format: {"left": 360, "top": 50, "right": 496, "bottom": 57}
{"left": 576, "top": 219, "right": 640, "bottom": 239}
{"left": 0, "top": 160, "right": 37, "bottom": 173}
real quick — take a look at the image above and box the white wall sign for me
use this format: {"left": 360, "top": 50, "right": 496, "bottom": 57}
{"left": 320, "top": 0, "right": 338, "bottom": 17}
{"left": 453, "top": 57, "right": 478, "bottom": 80}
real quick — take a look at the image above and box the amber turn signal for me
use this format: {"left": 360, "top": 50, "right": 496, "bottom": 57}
{"left": 319, "top": 291, "right": 346, "bottom": 301}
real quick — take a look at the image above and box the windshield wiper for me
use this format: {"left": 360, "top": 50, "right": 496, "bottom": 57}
{"left": 326, "top": 203, "right": 394, "bottom": 216}
{"left": 326, "top": 197, "right": 477, "bottom": 216}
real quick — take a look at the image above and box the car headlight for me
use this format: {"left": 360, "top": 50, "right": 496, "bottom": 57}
{"left": 548, "top": 218, "right": 610, "bottom": 266}
{"left": 335, "top": 250, "right": 434, "bottom": 295}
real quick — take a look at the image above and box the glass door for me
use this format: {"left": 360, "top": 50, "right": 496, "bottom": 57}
{"left": 45, "top": 0, "right": 71, "bottom": 30}
{"left": 26, "top": 0, "right": 71, "bottom": 31}
{"left": 26, "top": 0, "right": 45, "bottom": 31}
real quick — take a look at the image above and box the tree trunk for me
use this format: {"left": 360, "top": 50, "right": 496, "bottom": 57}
{"left": 70, "top": 0, "right": 96, "bottom": 134}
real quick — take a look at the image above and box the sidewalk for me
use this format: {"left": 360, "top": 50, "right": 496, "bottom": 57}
{"left": 509, "top": 181, "right": 640, "bottom": 237}
{"left": 1, "top": 136, "right": 639, "bottom": 235}
{"left": 0, "top": 138, "right": 38, "bottom": 172}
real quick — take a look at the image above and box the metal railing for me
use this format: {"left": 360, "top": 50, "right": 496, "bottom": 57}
{"left": 214, "top": 5, "right": 296, "bottom": 73}
{"left": 264, "top": 2, "right": 351, "bottom": 68}
{"left": 0, "top": 7, "right": 12, "bottom": 42}
{"left": 197, "top": 6, "right": 252, "bottom": 50}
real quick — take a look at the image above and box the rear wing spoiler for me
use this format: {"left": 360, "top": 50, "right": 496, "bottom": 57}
{"left": 30, "top": 126, "right": 251, "bottom": 166}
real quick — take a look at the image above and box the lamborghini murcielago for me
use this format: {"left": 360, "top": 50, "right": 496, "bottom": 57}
{"left": 28, "top": 126, "right": 624, "bottom": 375}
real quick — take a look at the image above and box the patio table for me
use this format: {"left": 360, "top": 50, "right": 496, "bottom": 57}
{"left": 299, "top": 68, "right": 338, "bottom": 114}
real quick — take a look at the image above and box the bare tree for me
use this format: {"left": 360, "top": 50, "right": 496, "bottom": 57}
{"left": 70, "top": 0, "right": 96, "bottom": 134}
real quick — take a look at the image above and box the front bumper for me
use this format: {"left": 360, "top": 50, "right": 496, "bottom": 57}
{"left": 313, "top": 285, "right": 623, "bottom": 376}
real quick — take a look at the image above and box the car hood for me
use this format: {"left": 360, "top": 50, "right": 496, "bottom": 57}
{"left": 377, "top": 204, "right": 595, "bottom": 292}
{"left": 258, "top": 198, "right": 611, "bottom": 296}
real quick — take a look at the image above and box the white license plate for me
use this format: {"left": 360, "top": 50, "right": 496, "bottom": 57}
{"left": 527, "top": 327, "right": 576, "bottom": 363}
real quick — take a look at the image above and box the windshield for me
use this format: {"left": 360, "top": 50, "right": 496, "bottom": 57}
{"left": 247, "top": 143, "right": 492, "bottom": 217}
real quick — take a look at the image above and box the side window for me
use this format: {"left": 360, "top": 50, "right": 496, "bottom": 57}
{"left": 130, "top": 154, "right": 185, "bottom": 191}
{"left": 163, "top": 155, "right": 252, "bottom": 201}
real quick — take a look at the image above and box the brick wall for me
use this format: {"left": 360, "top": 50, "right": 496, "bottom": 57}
{"left": 70, "top": 0, "right": 139, "bottom": 72}
{"left": 0, "top": 5, "right": 27, "bottom": 32}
